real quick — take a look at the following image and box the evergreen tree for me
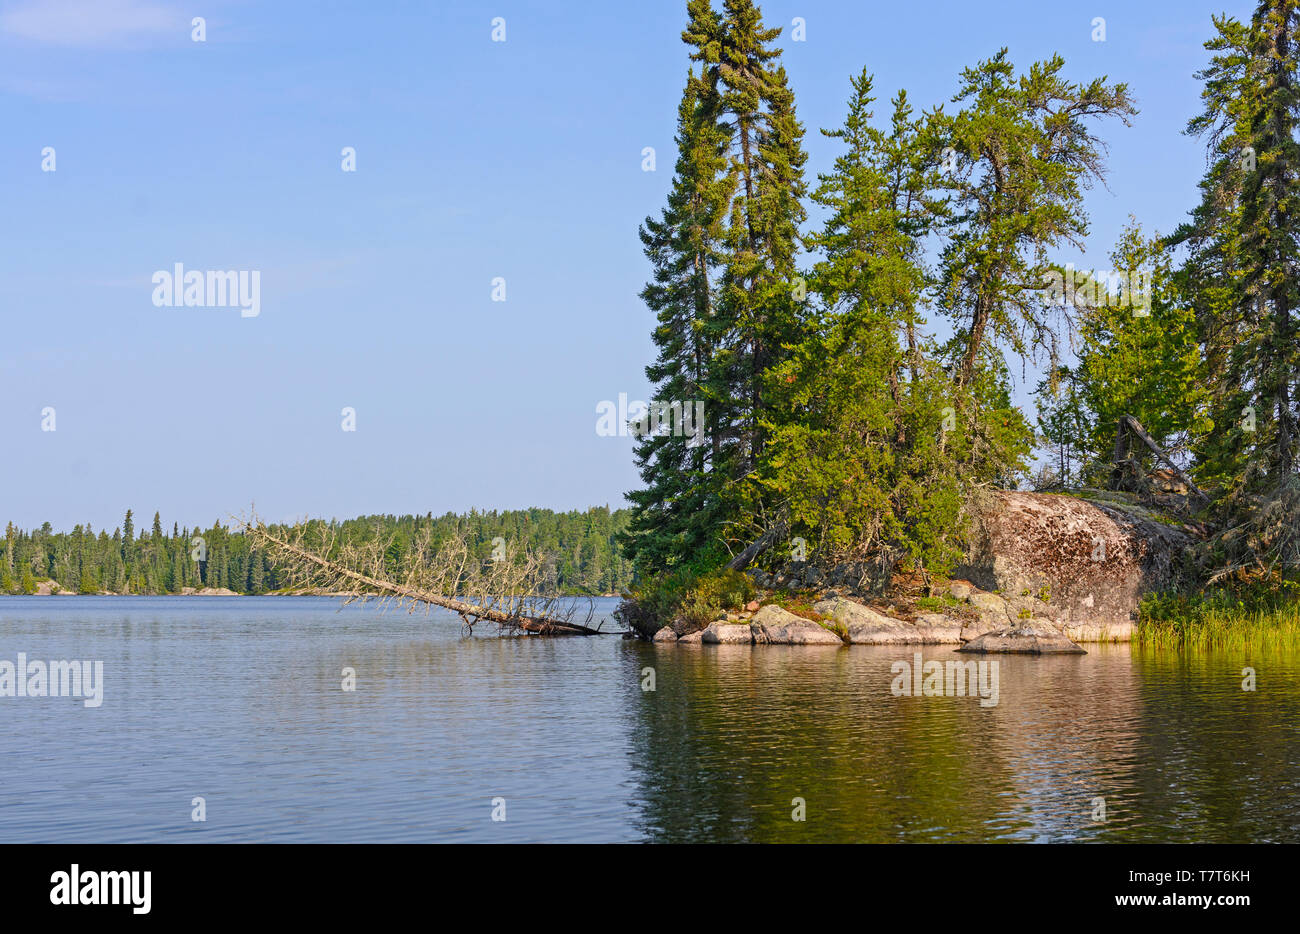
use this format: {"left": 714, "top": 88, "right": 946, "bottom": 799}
{"left": 622, "top": 58, "right": 734, "bottom": 575}
{"left": 1176, "top": 0, "right": 1300, "bottom": 491}
{"left": 624, "top": 0, "right": 808, "bottom": 573}
{"left": 713, "top": 0, "right": 808, "bottom": 490}
{"left": 625, "top": 0, "right": 810, "bottom": 573}
{"left": 1061, "top": 221, "right": 1207, "bottom": 479}
{"left": 760, "top": 72, "right": 963, "bottom": 584}
{"left": 930, "top": 51, "right": 1135, "bottom": 430}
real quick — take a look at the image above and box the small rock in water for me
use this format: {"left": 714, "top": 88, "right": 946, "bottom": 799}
{"left": 958, "top": 623, "right": 1086, "bottom": 655}
{"left": 652, "top": 626, "right": 678, "bottom": 643}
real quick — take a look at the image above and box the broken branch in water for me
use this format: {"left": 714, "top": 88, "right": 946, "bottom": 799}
{"left": 238, "top": 515, "right": 606, "bottom": 636}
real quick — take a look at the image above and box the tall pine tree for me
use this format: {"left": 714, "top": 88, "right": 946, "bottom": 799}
{"left": 623, "top": 0, "right": 808, "bottom": 574}
{"left": 1178, "top": 0, "right": 1300, "bottom": 488}
{"left": 1175, "top": 0, "right": 1300, "bottom": 576}
{"left": 621, "top": 60, "right": 733, "bottom": 576}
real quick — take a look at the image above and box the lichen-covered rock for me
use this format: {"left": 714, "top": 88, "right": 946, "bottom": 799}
{"left": 967, "top": 591, "right": 1009, "bottom": 621}
{"left": 1006, "top": 593, "right": 1058, "bottom": 623}
{"left": 959, "top": 619, "right": 999, "bottom": 643}
{"left": 912, "top": 613, "right": 965, "bottom": 643}
{"left": 957, "top": 623, "right": 1087, "bottom": 655}
{"left": 751, "top": 605, "right": 844, "bottom": 645}
{"left": 816, "top": 597, "right": 908, "bottom": 642}
{"left": 941, "top": 580, "right": 975, "bottom": 600}
{"left": 1061, "top": 620, "right": 1134, "bottom": 643}
{"left": 958, "top": 491, "right": 1196, "bottom": 633}
{"left": 814, "top": 597, "right": 892, "bottom": 626}
{"left": 652, "top": 627, "right": 678, "bottom": 643}
{"left": 678, "top": 629, "right": 704, "bottom": 644}
{"left": 701, "top": 622, "right": 755, "bottom": 644}
{"left": 813, "top": 598, "right": 953, "bottom": 644}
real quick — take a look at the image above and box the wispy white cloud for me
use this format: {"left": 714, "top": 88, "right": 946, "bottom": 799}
{"left": 0, "top": 0, "right": 182, "bottom": 48}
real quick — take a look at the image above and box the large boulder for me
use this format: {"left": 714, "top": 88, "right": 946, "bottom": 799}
{"left": 937, "top": 579, "right": 975, "bottom": 600}
{"left": 752, "top": 605, "right": 844, "bottom": 645}
{"left": 652, "top": 627, "right": 679, "bottom": 643}
{"left": 912, "top": 613, "right": 965, "bottom": 643}
{"left": 814, "top": 597, "right": 959, "bottom": 644}
{"left": 957, "top": 491, "right": 1196, "bottom": 632}
{"left": 958, "top": 623, "right": 1087, "bottom": 655}
{"left": 700, "top": 622, "right": 755, "bottom": 645}
{"left": 967, "top": 591, "right": 1010, "bottom": 623}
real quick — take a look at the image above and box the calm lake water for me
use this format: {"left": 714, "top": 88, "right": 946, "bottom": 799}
{"left": 1, "top": 596, "right": 1297, "bottom": 843}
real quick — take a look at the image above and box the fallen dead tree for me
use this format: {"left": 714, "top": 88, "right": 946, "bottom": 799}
{"left": 240, "top": 516, "right": 607, "bottom": 636}
{"left": 1109, "top": 415, "right": 1209, "bottom": 504}
{"left": 725, "top": 519, "right": 789, "bottom": 572}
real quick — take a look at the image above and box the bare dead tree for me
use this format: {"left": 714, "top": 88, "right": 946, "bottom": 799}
{"left": 237, "top": 514, "right": 607, "bottom": 636}
{"left": 1109, "top": 415, "right": 1210, "bottom": 504}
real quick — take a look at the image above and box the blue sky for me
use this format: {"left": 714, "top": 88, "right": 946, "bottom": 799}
{"left": 0, "top": 0, "right": 1251, "bottom": 531}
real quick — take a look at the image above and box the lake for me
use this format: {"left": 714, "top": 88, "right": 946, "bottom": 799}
{"left": 1, "top": 596, "right": 1297, "bottom": 843}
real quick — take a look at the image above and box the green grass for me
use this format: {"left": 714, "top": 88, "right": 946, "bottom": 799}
{"left": 1137, "top": 588, "right": 1300, "bottom": 650}
{"left": 915, "top": 594, "right": 961, "bottom": 611}
{"left": 768, "top": 594, "right": 829, "bottom": 622}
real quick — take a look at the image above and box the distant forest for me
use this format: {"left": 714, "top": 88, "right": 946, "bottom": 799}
{"left": 1, "top": 507, "right": 632, "bottom": 596}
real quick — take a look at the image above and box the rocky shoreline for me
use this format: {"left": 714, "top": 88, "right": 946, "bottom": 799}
{"left": 650, "top": 581, "right": 1107, "bottom": 654}
{"left": 644, "top": 489, "right": 1203, "bottom": 654}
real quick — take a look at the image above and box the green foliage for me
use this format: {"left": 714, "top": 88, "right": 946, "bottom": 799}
{"left": 1139, "top": 579, "right": 1300, "bottom": 649}
{"left": 1041, "top": 221, "right": 1209, "bottom": 485}
{"left": 78, "top": 567, "right": 101, "bottom": 595}
{"left": 1034, "top": 366, "right": 1089, "bottom": 488}
{"left": 914, "top": 594, "right": 961, "bottom": 611}
{"left": 617, "top": 565, "right": 757, "bottom": 636}
{"left": 750, "top": 72, "right": 968, "bottom": 586}
{"left": 680, "top": 568, "right": 757, "bottom": 625}
{"left": 2, "top": 507, "right": 634, "bottom": 597}
{"left": 931, "top": 49, "right": 1136, "bottom": 392}
{"left": 1175, "top": 1, "right": 1300, "bottom": 494}
{"left": 620, "top": 59, "right": 735, "bottom": 577}
{"left": 623, "top": 0, "right": 809, "bottom": 576}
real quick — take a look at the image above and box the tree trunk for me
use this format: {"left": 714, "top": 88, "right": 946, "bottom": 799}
{"left": 247, "top": 525, "right": 604, "bottom": 635}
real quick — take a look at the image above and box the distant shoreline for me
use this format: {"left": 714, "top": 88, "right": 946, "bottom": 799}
{"left": 3, "top": 587, "right": 354, "bottom": 597}
{"left": 2, "top": 586, "right": 621, "bottom": 599}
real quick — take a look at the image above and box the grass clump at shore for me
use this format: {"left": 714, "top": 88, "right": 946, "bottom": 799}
{"left": 1137, "top": 578, "right": 1300, "bottom": 650}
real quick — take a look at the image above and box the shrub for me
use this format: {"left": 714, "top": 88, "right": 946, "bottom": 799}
{"left": 616, "top": 566, "right": 756, "bottom": 638}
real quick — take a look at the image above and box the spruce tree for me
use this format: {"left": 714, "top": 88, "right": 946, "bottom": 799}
{"left": 713, "top": 0, "right": 808, "bottom": 491}
{"left": 624, "top": 1, "right": 812, "bottom": 574}
{"left": 761, "top": 71, "right": 962, "bottom": 584}
{"left": 621, "top": 61, "right": 733, "bottom": 576}
{"left": 1063, "top": 222, "right": 1207, "bottom": 478}
{"left": 1178, "top": 0, "right": 1300, "bottom": 489}
{"left": 1173, "top": 0, "right": 1300, "bottom": 575}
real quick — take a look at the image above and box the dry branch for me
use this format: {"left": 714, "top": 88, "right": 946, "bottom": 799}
{"left": 239, "top": 516, "right": 606, "bottom": 636}
{"left": 1109, "top": 415, "right": 1210, "bottom": 503}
